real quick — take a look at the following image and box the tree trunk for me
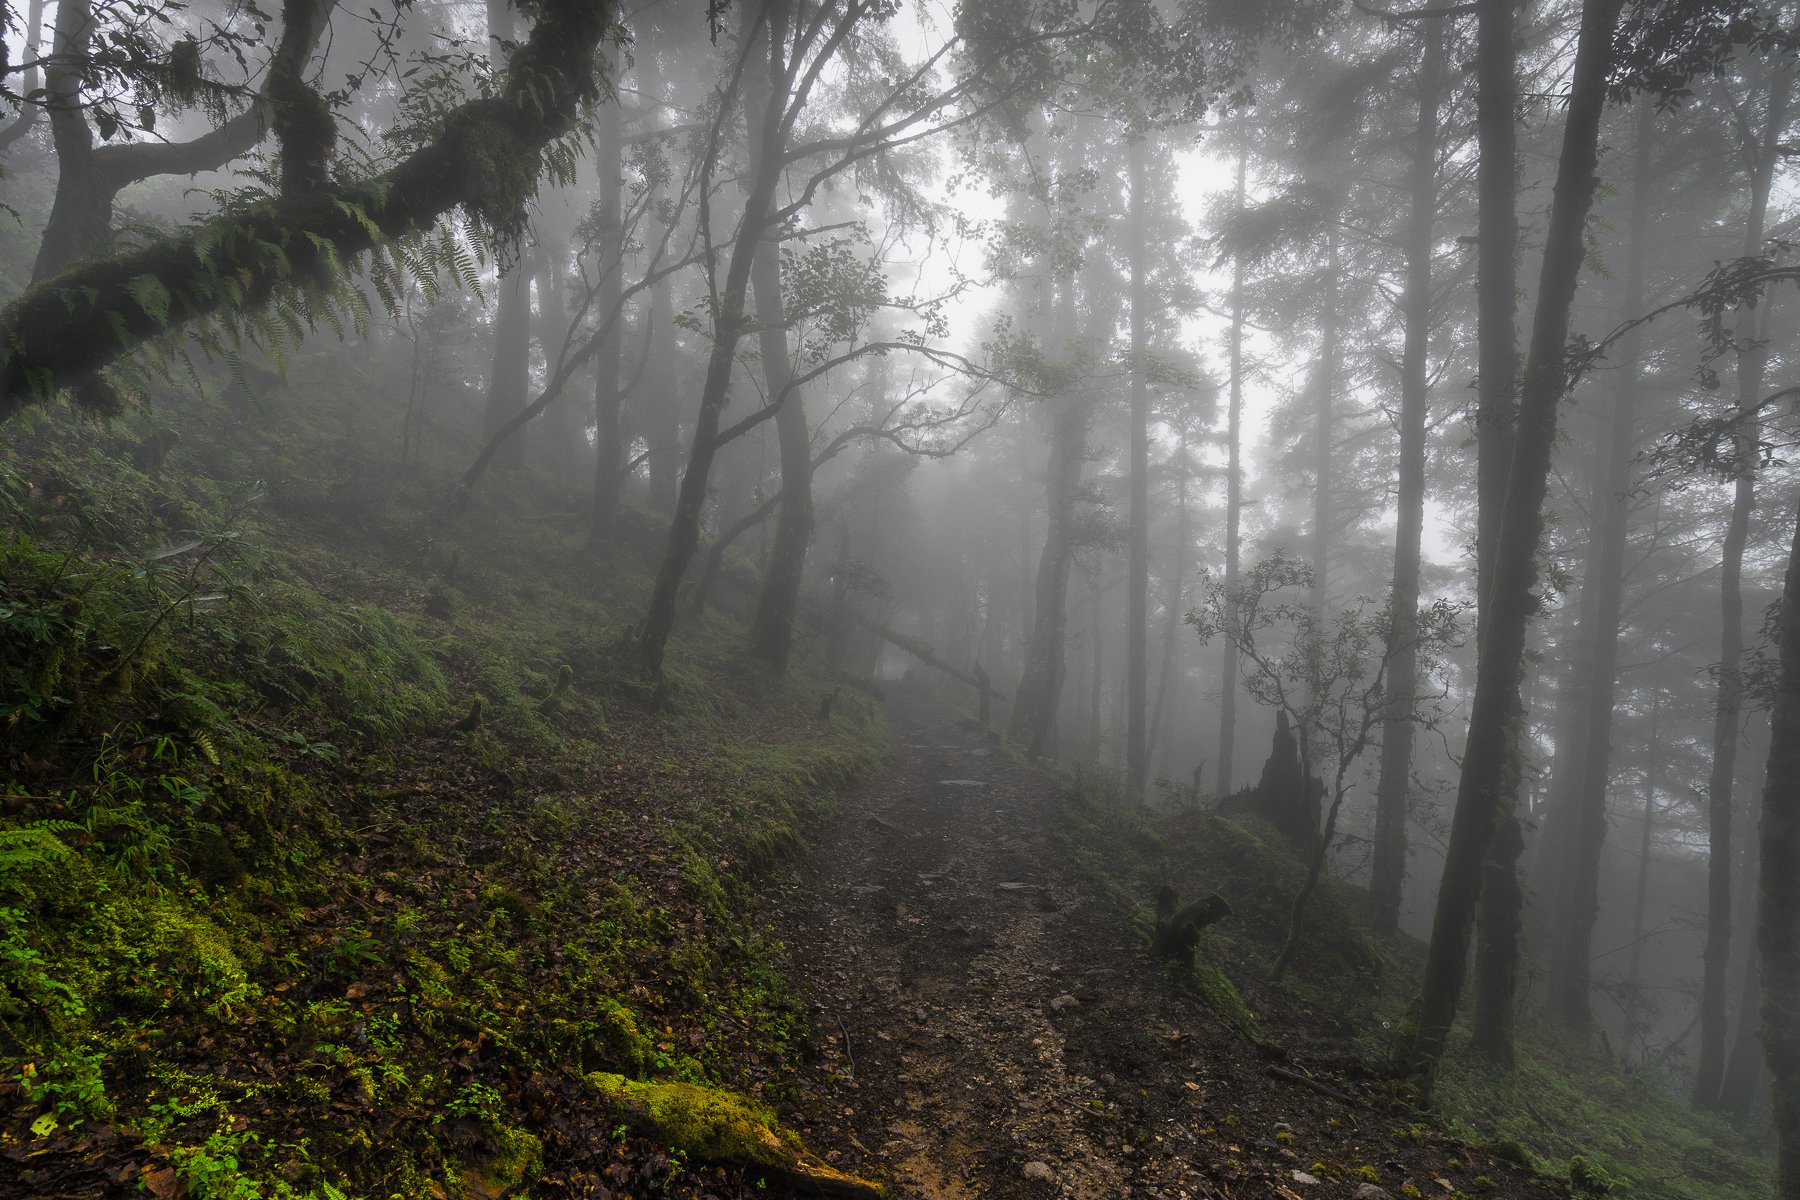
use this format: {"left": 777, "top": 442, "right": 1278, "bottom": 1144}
{"left": 1628, "top": 690, "right": 1660, "bottom": 987}
{"left": 1216, "top": 127, "right": 1248, "bottom": 798}
{"left": 1543, "top": 96, "right": 1654, "bottom": 1041}
{"left": 1757, "top": 493, "right": 1800, "bottom": 1197}
{"left": 589, "top": 77, "right": 626, "bottom": 545}
{"left": 1126, "top": 137, "right": 1151, "bottom": 802}
{"left": 1698, "top": 57, "right": 1792, "bottom": 1111}
{"left": 1402, "top": 0, "right": 1624, "bottom": 1091}
{"left": 744, "top": 5, "right": 813, "bottom": 675}
{"left": 1466, "top": 0, "right": 1524, "bottom": 1068}
{"left": 1722, "top": 813, "right": 1768, "bottom": 1121}
{"left": 1371, "top": 18, "right": 1443, "bottom": 936}
{"left": 637, "top": 28, "right": 682, "bottom": 518}
{"left": 1147, "top": 431, "right": 1191, "bottom": 775}
{"left": 637, "top": 0, "right": 790, "bottom": 680}
{"left": 483, "top": 260, "right": 533, "bottom": 472}
{"left": 479, "top": 0, "right": 530, "bottom": 472}
{"left": 0, "top": 0, "right": 48, "bottom": 153}
{"left": 1007, "top": 127, "right": 1087, "bottom": 757}
{"left": 1308, "top": 233, "right": 1340, "bottom": 628}
{"left": 32, "top": 0, "right": 104, "bottom": 281}
{"left": 1007, "top": 377, "right": 1085, "bottom": 758}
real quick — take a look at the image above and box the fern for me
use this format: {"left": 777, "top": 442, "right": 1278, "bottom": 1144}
{"left": 0, "top": 823, "right": 79, "bottom": 882}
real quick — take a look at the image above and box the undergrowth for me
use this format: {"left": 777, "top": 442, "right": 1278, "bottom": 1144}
{"left": 1046, "top": 766, "right": 1773, "bottom": 1200}
{"left": 0, "top": 362, "right": 891, "bottom": 1198}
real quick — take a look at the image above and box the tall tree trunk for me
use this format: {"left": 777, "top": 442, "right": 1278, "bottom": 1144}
{"left": 1723, "top": 811, "right": 1768, "bottom": 1120}
{"left": 1216, "top": 128, "right": 1248, "bottom": 798}
{"left": 1008, "top": 124, "right": 1087, "bottom": 758}
{"left": 637, "top": 0, "right": 790, "bottom": 679}
{"left": 32, "top": 0, "right": 103, "bottom": 281}
{"left": 1699, "top": 58, "right": 1792, "bottom": 1110}
{"left": 589, "top": 78, "right": 626, "bottom": 544}
{"left": 1147, "top": 432, "right": 1191, "bottom": 775}
{"left": 1628, "top": 690, "right": 1660, "bottom": 987}
{"left": 1371, "top": 17, "right": 1444, "bottom": 936}
{"left": 1757, "top": 493, "right": 1800, "bottom": 1197}
{"left": 744, "top": 6, "right": 814, "bottom": 675}
{"left": 1466, "top": 0, "right": 1525, "bottom": 1068}
{"left": 1008, "top": 372, "right": 1085, "bottom": 758}
{"left": 1126, "top": 137, "right": 1151, "bottom": 802}
{"left": 483, "top": 261, "right": 533, "bottom": 471}
{"left": 1544, "top": 96, "right": 1655, "bottom": 1040}
{"left": 0, "top": 0, "right": 48, "bottom": 153}
{"left": 1402, "top": 0, "right": 1624, "bottom": 1091}
{"left": 637, "top": 28, "right": 682, "bottom": 517}
{"left": 1308, "top": 232, "right": 1340, "bottom": 628}
{"left": 480, "top": 0, "right": 530, "bottom": 471}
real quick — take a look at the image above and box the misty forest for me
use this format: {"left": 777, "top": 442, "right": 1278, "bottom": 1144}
{"left": 11, "top": 0, "right": 1800, "bottom": 1197}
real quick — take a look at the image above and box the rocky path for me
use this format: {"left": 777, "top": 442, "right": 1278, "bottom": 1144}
{"left": 766, "top": 695, "right": 1541, "bottom": 1200}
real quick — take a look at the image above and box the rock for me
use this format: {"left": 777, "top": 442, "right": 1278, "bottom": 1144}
{"left": 1048, "top": 994, "right": 1078, "bottom": 1012}
{"left": 1291, "top": 1170, "right": 1320, "bottom": 1186}
{"left": 1022, "top": 1161, "right": 1054, "bottom": 1182}
{"left": 1353, "top": 1185, "right": 1393, "bottom": 1200}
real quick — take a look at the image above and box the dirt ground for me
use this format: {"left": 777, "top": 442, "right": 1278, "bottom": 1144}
{"left": 767, "top": 696, "right": 1550, "bottom": 1200}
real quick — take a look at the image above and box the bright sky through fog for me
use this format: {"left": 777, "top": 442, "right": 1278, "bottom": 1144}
{"left": 880, "top": 4, "right": 1472, "bottom": 581}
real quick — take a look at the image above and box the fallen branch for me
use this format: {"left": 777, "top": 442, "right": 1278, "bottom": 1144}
{"left": 1266, "top": 1064, "right": 1357, "bottom": 1107}
{"left": 849, "top": 609, "right": 1010, "bottom": 701}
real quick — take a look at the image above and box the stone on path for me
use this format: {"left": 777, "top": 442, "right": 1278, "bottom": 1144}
{"left": 1021, "top": 1161, "right": 1054, "bottom": 1182}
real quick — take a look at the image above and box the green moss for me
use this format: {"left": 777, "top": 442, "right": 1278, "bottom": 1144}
{"left": 464, "top": 1121, "right": 543, "bottom": 1197}
{"left": 585, "top": 1072, "right": 802, "bottom": 1169}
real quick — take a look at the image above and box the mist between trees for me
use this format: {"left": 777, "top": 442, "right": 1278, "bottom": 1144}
{"left": 6, "top": 0, "right": 1800, "bottom": 1191}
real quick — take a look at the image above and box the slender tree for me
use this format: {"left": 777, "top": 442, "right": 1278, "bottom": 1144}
{"left": 1401, "top": 0, "right": 1626, "bottom": 1089}
{"left": 1126, "top": 135, "right": 1151, "bottom": 801}
{"left": 1697, "top": 51, "right": 1793, "bottom": 1110}
{"left": 1758, "top": 493, "right": 1800, "bottom": 1197}
{"left": 1216, "top": 126, "right": 1249, "bottom": 797}
{"left": 743, "top": 0, "right": 814, "bottom": 675}
{"left": 1370, "top": 15, "right": 1445, "bottom": 935}
{"left": 589, "top": 63, "right": 627, "bottom": 545}
{"left": 1539, "top": 96, "right": 1655, "bottom": 1039}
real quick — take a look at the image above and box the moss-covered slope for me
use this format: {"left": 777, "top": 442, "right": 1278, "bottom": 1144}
{"left": 0, "top": 362, "right": 889, "bottom": 1198}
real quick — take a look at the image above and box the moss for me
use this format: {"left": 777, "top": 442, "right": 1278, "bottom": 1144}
{"left": 589, "top": 998, "right": 653, "bottom": 1079}
{"left": 586, "top": 1072, "right": 801, "bottom": 1168}
{"left": 583, "top": 1071, "right": 880, "bottom": 1196}
{"left": 463, "top": 1121, "right": 543, "bottom": 1197}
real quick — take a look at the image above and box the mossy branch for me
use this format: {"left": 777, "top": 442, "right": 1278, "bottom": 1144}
{"left": 0, "top": 0, "right": 616, "bottom": 419}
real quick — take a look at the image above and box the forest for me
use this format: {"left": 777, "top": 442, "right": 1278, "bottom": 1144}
{"left": 1, "top": 0, "right": 1799, "bottom": 1196}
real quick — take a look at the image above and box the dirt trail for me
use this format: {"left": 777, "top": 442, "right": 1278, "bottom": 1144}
{"left": 767, "top": 695, "right": 1539, "bottom": 1200}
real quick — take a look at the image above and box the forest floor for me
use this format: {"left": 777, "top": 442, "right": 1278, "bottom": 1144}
{"left": 766, "top": 690, "right": 1547, "bottom": 1200}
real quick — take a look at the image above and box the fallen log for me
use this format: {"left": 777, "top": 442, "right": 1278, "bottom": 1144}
{"left": 587, "top": 1073, "right": 885, "bottom": 1199}
{"left": 848, "top": 611, "right": 1010, "bottom": 702}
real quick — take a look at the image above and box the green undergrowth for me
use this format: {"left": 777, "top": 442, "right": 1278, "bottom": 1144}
{"left": 0, "top": 367, "right": 892, "bottom": 1197}
{"left": 1045, "top": 768, "right": 1772, "bottom": 1200}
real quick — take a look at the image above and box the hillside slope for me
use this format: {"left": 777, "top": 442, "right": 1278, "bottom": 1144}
{"left": 0, "top": 382, "right": 892, "bottom": 1199}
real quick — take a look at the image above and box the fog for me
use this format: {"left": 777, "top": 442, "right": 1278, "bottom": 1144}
{"left": 3, "top": 0, "right": 1799, "bottom": 1193}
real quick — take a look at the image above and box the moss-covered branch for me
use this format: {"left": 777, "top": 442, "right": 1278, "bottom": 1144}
{"left": 0, "top": 0, "right": 616, "bottom": 419}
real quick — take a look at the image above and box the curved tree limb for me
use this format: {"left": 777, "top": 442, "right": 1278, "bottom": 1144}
{"left": 0, "top": 0, "right": 616, "bottom": 418}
